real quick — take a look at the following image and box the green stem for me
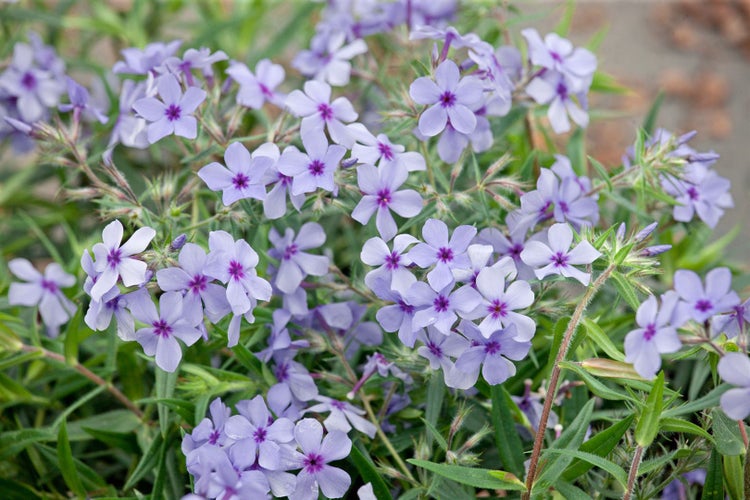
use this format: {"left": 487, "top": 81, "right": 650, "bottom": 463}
{"left": 522, "top": 263, "right": 616, "bottom": 499}
{"left": 623, "top": 445, "right": 645, "bottom": 500}
{"left": 360, "top": 394, "right": 417, "bottom": 483}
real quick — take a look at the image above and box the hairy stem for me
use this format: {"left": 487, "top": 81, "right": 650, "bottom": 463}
{"left": 623, "top": 445, "right": 645, "bottom": 500}
{"left": 21, "top": 344, "right": 144, "bottom": 419}
{"left": 522, "top": 263, "right": 616, "bottom": 499}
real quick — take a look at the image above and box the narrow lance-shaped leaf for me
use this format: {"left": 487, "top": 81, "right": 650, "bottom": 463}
{"left": 635, "top": 371, "right": 664, "bottom": 447}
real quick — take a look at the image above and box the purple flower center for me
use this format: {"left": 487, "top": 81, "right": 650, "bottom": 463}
{"left": 275, "top": 362, "right": 289, "bottom": 381}
{"left": 508, "top": 243, "right": 524, "bottom": 259}
{"left": 378, "top": 142, "right": 394, "bottom": 161}
{"left": 555, "top": 82, "right": 568, "bottom": 99}
{"left": 331, "top": 400, "right": 346, "bottom": 410}
{"left": 427, "top": 341, "right": 443, "bottom": 358}
{"left": 433, "top": 294, "right": 450, "bottom": 312}
{"left": 208, "top": 429, "right": 220, "bottom": 445}
{"left": 558, "top": 200, "right": 569, "bottom": 214}
{"left": 384, "top": 251, "right": 400, "bottom": 270}
{"left": 484, "top": 340, "right": 501, "bottom": 355}
{"left": 165, "top": 104, "right": 182, "bottom": 122}
{"left": 252, "top": 427, "right": 267, "bottom": 443}
{"left": 40, "top": 279, "right": 58, "bottom": 293}
{"left": 437, "top": 247, "right": 454, "bottom": 263}
{"left": 21, "top": 72, "right": 37, "bottom": 91}
{"left": 550, "top": 51, "right": 563, "bottom": 63}
{"left": 488, "top": 299, "right": 508, "bottom": 319}
{"left": 308, "top": 159, "right": 325, "bottom": 176}
{"left": 283, "top": 243, "right": 298, "bottom": 260}
{"left": 152, "top": 319, "right": 172, "bottom": 338}
{"left": 303, "top": 452, "right": 325, "bottom": 473}
{"left": 551, "top": 251, "right": 569, "bottom": 267}
{"left": 643, "top": 324, "right": 656, "bottom": 341}
{"left": 232, "top": 172, "right": 250, "bottom": 189}
{"left": 278, "top": 173, "right": 293, "bottom": 186}
{"left": 317, "top": 103, "right": 333, "bottom": 121}
{"left": 107, "top": 248, "right": 122, "bottom": 269}
{"left": 228, "top": 260, "right": 245, "bottom": 281}
{"left": 439, "top": 91, "right": 456, "bottom": 108}
{"left": 686, "top": 186, "right": 700, "bottom": 201}
{"left": 188, "top": 274, "right": 207, "bottom": 294}
{"left": 376, "top": 188, "right": 392, "bottom": 207}
{"left": 259, "top": 83, "right": 273, "bottom": 98}
{"left": 695, "top": 299, "right": 713, "bottom": 313}
{"left": 398, "top": 300, "right": 414, "bottom": 314}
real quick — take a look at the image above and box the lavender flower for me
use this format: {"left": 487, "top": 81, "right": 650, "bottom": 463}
{"left": 103, "top": 79, "right": 150, "bottom": 164}
{"left": 292, "top": 31, "right": 368, "bottom": 87}
{"left": 407, "top": 218, "right": 477, "bottom": 291}
{"left": 198, "top": 142, "right": 272, "bottom": 205}
{"left": 306, "top": 396, "right": 377, "bottom": 438}
{"left": 673, "top": 268, "right": 739, "bottom": 324}
{"left": 89, "top": 220, "right": 156, "bottom": 302}
{"left": 273, "top": 355, "right": 319, "bottom": 402}
{"left": 8, "top": 258, "right": 76, "bottom": 337}
{"left": 624, "top": 293, "right": 682, "bottom": 380}
{"left": 351, "top": 162, "right": 423, "bottom": 241}
{"left": 409, "top": 59, "right": 483, "bottom": 138}
{"left": 132, "top": 74, "right": 206, "bottom": 143}
{"left": 469, "top": 265, "right": 536, "bottom": 340}
{"left": 258, "top": 143, "right": 306, "bottom": 220}
{"left": 268, "top": 222, "right": 330, "bottom": 294}
{"left": 416, "top": 326, "right": 473, "bottom": 389}
{"left": 128, "top": 291, "right": 203, "bottom": 372}
{"left": 182, "top": 397, "right": 233, "bottom": 455}
{"left": 717, "top": 353, "right": 750, "bottom": 420}
{"left": 711, "top": 298, "right": 750, "bottom": 339}
{"left": 277, "top": 129, "right": 346, "bottom": 196}
{"left": 406, "top": 281, "right": 481, "bottom": 335}
{"left": 113, "top": 40, "right": 182, "bottom": 75}
{"left": 370, "top": 275, "right": 420, "bottom": 347}
{"left": 521, "top": 28, "right": 597, "bottom": 89}
{"left": 156, "top": 242, "right": 231, "bottom": 325}
{"left": 361, "top": 234, "right": 419, "bottom": 292}
{"left": 662, "top": 163, "right": 734, "bottom": 229}
{"left": 520, "top": 223, "right": 601, "bottom": 286}
{"left": 349, "top": 127, "right": 426, "bottom": 171}
{"left": 227, "top": 59, "right": 286, "bottom": 109}
{"left": 164, "top": 47, "right": 227, "bottom": 86}
{"left": 289, "top": 418, "right": 352, "bottom": 500}
{"left": 285, "top": 80, "right": 358, "bottom": 147}
{"left": 58, "top": 77, "right": 108, "bottom": 124}
{"left": 526, "top": 72, "right": 589, "bottom": 134}
{"left": 454, "top": 321, "right": 531, "bottom": 388}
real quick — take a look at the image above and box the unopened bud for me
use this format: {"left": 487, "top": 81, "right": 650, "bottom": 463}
{"left": 341, "top": 157, "right": 358, "bottom": 169}
{"left": 634, "top": 222, "right": 658, "bottom": 243}
{"left": 169, "top": 233, "right": 187, "bottom": 251}
{"left": 616, "top": 223, "right": 626, "bottom": 241}
{"left": 640, "top": 244, "right": 671, "bottom": 257}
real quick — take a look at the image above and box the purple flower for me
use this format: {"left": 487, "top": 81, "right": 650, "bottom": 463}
{"left": 673, "top": 268, "right": 739, "bottom": 324}
{"left": 182, "top": 397, "right": 233, "bottom": 455}
{"left": 132, "top": 74, "right": 206, "bottom": 143}
{"left": 407, "top": 218, "right": 477, "bottom": 291}
{"left": 717, "top": 353, "right": 750, "bottom": 420}
{"left": 103, "top": 79, "right": 150, "bottom": 163}
{"left": 526, "top": 72, "right": 589, "bottom": 134}
{"left": 306, "top": 396, "right": 376, "bottom": 438}
{"left": 521, "top": 29, "right": 597, "bottom": 90}
{"left": 113, "top": 40, "right": 182, "bottom": 75}
{"left": 351, "top": 162, "right": 423, "bottom": 241}
{"left": 257, "top": 143, "right": 306, "bottom": 220}
{"left": 0, "top": 42, "right": 65, "bottom": 123}
{"left": 58, "top": 77, "right": 108, "bottom": 124}
{"left": 454, "top": 321, "right": 531, "bottom": 388}
{"left": 156, "top": 242, "right": 231, "bottom": 325}
{"left": 662, "top": 163, "right": 733, "bottom": 229}
{"left": 273, "top": 355, "right": 319, "bottom": 402}
{"left": 624, "top": 293, "right": 682, "bottom": 380}
{"left": 128, "top": 291, "right": 203, "bottom": 372}
{"left": 416, "top": 326, "right": 473, "bottom": 389}
{"left": 163, "top": 47, "right": 227, "bottom": 86}
{"left": 469, "top": 265, "right": 536, "bottom": 340}
{"left": 89, "top": 220, "right": 156, "bottom": 301}
{"left": 227, "top": 59, "right": 286, "bottom": 109}
{"left": 520, "top": 223, "right": 601, "bottom": 286}
{"left": 198, "top": 142, "right": 273, "bottom": 205}
{"left": 8, "top": 258, "right": 76, "bottom": 337}
{"left": 476, "top": 218, "right": 538, "bottom": 281}
{"left": 349, "top": 127, "right": 426, "bottom": 171}
{"left": 224, "top": 395, "right": 295, "bottom": 471}
{"left": 285, "top": 80, "right": 358, "bottom": 147}
{"left": 255, "top": 310, "right": 309, "bottom": 363}
{"left": 711, "top": 298, "right": 750, "bottom": 339}
{"left": 406, "top": 281, "right": 481, "bottom": 335}
{"left": 204, "top": 230, "right": 271, "bottom": 314}
{"left": 361, "top": 234, "right": 419, "bottom": 292}
{"left": 370, "top": 275, "right": 420, "bottom": 347}
{"left": 292, "top": 31, "right": 368, "bottom": 87}
{"left": 409, "top": 59, "right": 483, "bottom": 138}
{"left": 289, "top": 418, "right": 352, "bottom": 500}
{"left": 268, "top": 222, "right": 330, "bottom": 294}
{"left": 278, "top": 129, "right": 346, "bottom": 196}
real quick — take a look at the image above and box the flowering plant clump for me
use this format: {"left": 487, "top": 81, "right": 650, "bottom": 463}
{"left": 1, "top": 2, "right": 748, "bottom": 500}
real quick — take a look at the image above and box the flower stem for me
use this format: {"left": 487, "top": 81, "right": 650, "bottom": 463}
{"left": 360, "top": 393, "right": 417, "bottom": 483}
{"left": 623, "top": 445, "right": 645, "bottom": 500}
{"left": 21, "top": 344, "right": 144, "bottom": 419}
{"left": 522, "top": 263, "right": 616, "bottom": 499}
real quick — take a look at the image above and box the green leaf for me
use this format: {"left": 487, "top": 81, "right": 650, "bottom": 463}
{"left": 553, "top": 0, "right": 575, "bottom": 36}
{"left": 712, "top": 409, "right": 746, "bottom": 456}
{"left": 407, "top": 459, "right": 526, "bottom": 491}
{"left": 559, "top": 361, "right": 632, "bottom": 402}
{"left": 590, "top": 71, "right": 629, "bottom": 94}
{"left": 702, "top": 446, "right": 724, "bottom": 500}
{"left": 546, "top": 448, "right": 628, "bottom": 487}
{"left": 663, "top": 385, "right": 729, "bottom": 418}
{"left": 425, "top": 374, "right": 444, "bottom": 449}
{"left": 589, "top": 156, "right": 613, "bottom": 192}
{"left": 427, "top": 476, "right": 473, "bottom": 500}
{"left": 420, "top": 418, "right": 448, "bottom": 452}
{"left": 81, "top": 426, "right": 139, "bottom": 454}
{"left": 57, "top": 419, "right": 86, "bottom": 498}
{"left": 490, "top": 385, "right": 525, "bottom": 477}
{"left": 348, "top": 442, "right": 393, "bottom": 500}
{"left": 562, "top": 415, "right": 634, "bottom": 481}
{"left": 581, "top": 317, "right": 625, "bottom": 361}
{"left": 611, "top": 271, "right": 641, "bottom": 312}
{"left": 723, "top": 454, "right": 744, "bottom": 500}
{"left": 659, "top": 417, "right": 714, "bottom": 443}
{"left": 0, "top": 428, "right": 56, "bottom": 460}
{"left": 123, "top": 431, "right": 163, "bottom": 491}
{"left": 0, "top": 478, "right": 42, "bottom": 500}
{"left": 642, "top": 92, "right": 665, "bottom": 135}
{"left": 635, "top": 371, "right": 664, "bottom": 447}
{"left": 155, "top": 368, "right": 177, "bottom": 436}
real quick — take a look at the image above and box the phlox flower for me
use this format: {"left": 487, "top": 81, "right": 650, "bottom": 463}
{"left": 717, "top": 353, "right": 750, "bottom": 420}
{"left": 278, "top": 129, "right": 346, "bottom": 196}
{"left": 624, "top": 293, "right": 682, "bottom": 380}
{"left": 520, "top": 223, "right": 600, "bottom": 286}
{"left": 226, "top": 59, "right": 286, "bottom": 109}
{"left": 198, "top": 141, "right": 272, "bottom": 205}
{"left": 454, "top": 321, "right": 531, "bottom": 388}
{"left": 407, "top": 218, "right": 476, "bottom": 291}
{"left": 132, "top": 74, "right": 206, "bottom": 143}
{"left": 289, "top": 419, "right": 352, "bottom": 500}
{"left": 268, "top": 222, "right": 330, "bottom": 294}
{"left": 285, "top": 80, "right": 358, "bottom": 147}
{"left": 673, "top": 267, "right": 739, "bottom": 324}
